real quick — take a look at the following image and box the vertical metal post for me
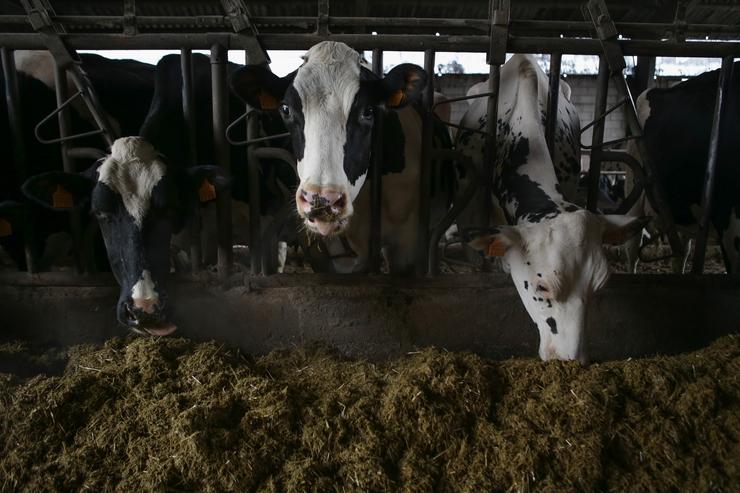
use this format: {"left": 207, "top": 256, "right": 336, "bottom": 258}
{"left": 53, "top": 60, "right": 84, "bottom": 274}
{"left": 545, "top": 53, "right": 562, "bottom": 158}
{"left": 181, "top": 48, "right": 201, "bottom": 273}
{"left": 415, "top": 49, "right": 435, "bottom": 277}
{"left": 368, "top": 48, "right": 383, "bottom": 274}
{"left": 246, "top": 110, "right": 261, "bottom": 275}
{"left": 691, "top": 55, "right": 734, "bottom": 275}
{"left": 587, "top": 56, "right": 610, "bottom": 212}
{"left": 211, "top": 43, "right": 233, "bottom": 280}
{"left": 482, "top": 63, "right": 501, "bottom": 224}
{"left": 632, "top": 56, "right": 655, "bottom": 95}
{"left": 1, "top": 47, "right": 36, "bottom": 273}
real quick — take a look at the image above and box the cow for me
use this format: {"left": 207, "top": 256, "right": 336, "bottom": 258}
{"left": 458, "top": 55, "right": 646, "bottom": 362}
{"left": 624, "top": 62, "right": 740, "bottom": 275}
{"left": 1, "top": 53, "right": 155, "bottom": 271}
{"left": 230, "top": 41, "right": 453, "bottom": 273}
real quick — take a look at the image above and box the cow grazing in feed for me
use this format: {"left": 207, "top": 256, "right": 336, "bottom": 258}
{"left": 624, "top": 62, "right": 740, "bottom": 274}
{"left": 230, "top": 41, "right": 452, "bottom": 273}
{"left": 458, "top": 55, "right": 646, "bottom": 362}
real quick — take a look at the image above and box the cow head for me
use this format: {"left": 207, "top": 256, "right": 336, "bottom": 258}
{"left": 230, "top": 41, "right": 426, "bottom": 236}
{"left": 23, "top": 136, "right": 187, "bottom": 336}
{"left": 470, "top": 210, "right": 647, "bottom": 362}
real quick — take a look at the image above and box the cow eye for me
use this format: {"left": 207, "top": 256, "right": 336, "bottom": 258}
{"left": 362, "top": 106, "right": 375, "bottom": 120}
{"left": 280, "top": 104, "right": 290, "bottom": 117}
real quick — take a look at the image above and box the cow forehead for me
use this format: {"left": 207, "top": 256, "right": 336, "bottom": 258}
{"left": 293, "top": 41, "right": 361, "bottom": 114}
{"left": 97, "top": 137, "right": 166, "bottom": 227}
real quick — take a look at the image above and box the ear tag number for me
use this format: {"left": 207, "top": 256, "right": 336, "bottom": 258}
{"left": 52, "top": 185, "right": 74, "bottom": 209}
{"left": 0, "top": 218, "right": 12, "bottom": 237}
{"left": 199, "top": 179, "right": 217, "bottom": 203}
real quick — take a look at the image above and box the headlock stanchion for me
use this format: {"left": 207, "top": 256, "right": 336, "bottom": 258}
{"left": 414, "top": 49, "right": 436, "bottom": 277}
{"left": 368, "top": 48, "right": 384, "bottom": 274}
{"left": 691, "top": 55, "right": 734, "bottom": 275}
{"left": 181, "top": 48, "right": 202, "bottom": 274}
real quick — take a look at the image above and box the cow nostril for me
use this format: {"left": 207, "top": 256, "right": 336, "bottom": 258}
{"left": 332, "top": 194, "right": 346, "bottom": 210}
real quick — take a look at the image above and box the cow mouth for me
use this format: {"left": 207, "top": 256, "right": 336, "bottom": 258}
{"left": 125, "top": 305, "right": 178, "bottom": 336}
{"left": 305, "top": 217, "right": 349, "bottom": 236}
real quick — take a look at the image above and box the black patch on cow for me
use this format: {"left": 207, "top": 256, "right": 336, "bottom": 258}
{"left": 381, "top": 111, "right": 405, "bottom": 175}
{"left": 342, "top": 82, "right": 379, "bottom": 185}
{"left": 546, "top": 300, "right": 552, "bottom": 308}
{"left": 494, "top": 138, "right": 561, "bottom": 224}
{"left": 281, "top": 86, "right": 306, "bottom": 162}
{"left": 735, "top": 236, "right": 740, "bottom": 252}
{"left": 532, "top": 297, "right": 537, "bottom": 301}
{"left": 537, "top": 273, "right": 542, "bottom": 277}
{"left": 546, "top": 317, "right": 557, "bottom": 334}
{"left": 524, "top": 280, "right": 528, "bottom": 290}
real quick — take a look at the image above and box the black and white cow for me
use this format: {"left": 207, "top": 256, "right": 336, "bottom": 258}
{"left": 624, "top": 62, "right": 740, "bottom": 274}
{"left": 458, "top": 55, "right": 646, "bottom": 362}
{"left": 230, "top": 41, "right": 450, "bottom": 273}
{"left": 1, "top": 52, "right": 155, "bottom": 270}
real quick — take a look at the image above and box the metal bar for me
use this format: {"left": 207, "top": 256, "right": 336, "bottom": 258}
{"left": 3, "top": 33, "right": 740, "bottom": 56}
{"left": 482, "top": 64, "right": 501, "bottom": 227}
{"left": 545, "top": 53, "right": 562, "bottom": 158}
{"left": 211, "top": 43, "right": 233, "bottom": 280}
{"left": 2, "top": 15, "right": 740, "bottom": 38}
{"left": 579, "top": 98, "right": 627, "bottom": 134}
{"left": 368, "top": 48, "right": 383, "bottom": 274}
{"left": 53, "top": 60, "right": 84, "bottom": 274}
{"left": 181, "top": 48, "right": 201, "bottom": 274}
{"left": 581, "top": 134, "right": 639, "bottom": 151}
{"left": 415, "top": 49, "right": 435, "bottom": 277}
{"left": 586, "top": 56, "right": 610, "bottom": 212}
{"left": 65, "top": 147, "right": 105, "bottom": 160}
{"left": 428, "top": 151, "right": 479, "bottom": 275}
{"left": 691, "top": 55, "right": 734, "bottom": 275}
{"left": 1, "top": 47, "right": 36, "bottom": 273}
{"left": 600, "top": 150, "right": 645, "bottom": 215}
{"left": 246, "top": 111, "right": 262, "bottom": 275}
{"left": 317, "top": 0, "right": 329, "bottom": 36}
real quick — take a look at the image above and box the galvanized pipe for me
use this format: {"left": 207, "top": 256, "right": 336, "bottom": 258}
{"left": 586, "top": 56, "right": 610, "bottom": 212}
{"left": 545, "top": 53, "right": 562, "bottom": 157}
{"left": 691, "top": 55, "right": 735, "bottom": 275}
{"left": 246, "top": 111, "right": 262, "bottom": 275}
{"left": 368, "top": 48, "right": 383, "bottom": 274}
{"left": 415, "top": 49, "right": 435, "bottom": 277}
{"left": 2, "top": 33, "right": 740, "bottom": 56}
{"left": 210, "top": 43, "right": 233, "bottom": 280}
{"left": 1, "top": 47, "right": 36, "bottom": 273}
{"left": 53, "top": 61, "right": 85, "bottom": 274}
{"left": 181, "top": 48, "right": 201, "bottom": 273}
{"left": 482, "top": 63, "right": 501, "bottom": 226}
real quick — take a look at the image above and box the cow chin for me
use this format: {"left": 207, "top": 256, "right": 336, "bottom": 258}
{"left": 304, "top": 217, "right": 350, "bottom": 237}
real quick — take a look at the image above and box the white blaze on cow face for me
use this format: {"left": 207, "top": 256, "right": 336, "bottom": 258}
{"left": 292, "top": 42, "right": 364, "bottom": 235}
{"left": 97, "top": 137, "right": 166, "bottom": 227}
{"left": 131, "top": 269, "right": 159, "bottom": 314}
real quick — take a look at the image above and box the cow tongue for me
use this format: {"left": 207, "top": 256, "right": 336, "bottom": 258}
{"left": 143, "top": 322, "right": 178, "bottom": 337}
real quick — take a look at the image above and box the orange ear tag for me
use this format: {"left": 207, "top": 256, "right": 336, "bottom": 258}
{"left": 486, "top": 237, "right": 508, "bottom": 257}
{"left": 387, "top": 89, "right": 405, "bottom": 108}
{"left": 257, "top": 90, "right": 279, "bottom": 110}
{"left": 52, "top": 185, "right": 74, "bottom": 209}
{"left": 198, "top": 179, "right": 217, "bottom": 203}
{"left": 0, "top": 218, "right": 12, "bottom": 237}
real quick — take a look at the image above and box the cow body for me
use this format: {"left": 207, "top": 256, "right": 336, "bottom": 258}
{"left": 459, "top": 55, "right": 645, "bottom": 361}
{"left": 625, "top": 63, "right": 740, "bottom": 274}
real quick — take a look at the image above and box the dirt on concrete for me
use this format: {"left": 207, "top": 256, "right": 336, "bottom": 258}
{"left": 1, "top": 335, "right": 738, "bottom": 492}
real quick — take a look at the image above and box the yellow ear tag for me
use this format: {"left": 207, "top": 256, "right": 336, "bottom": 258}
{"left": 486, "top": 237, "right": 508, "bottom": 257}
{"left": 387, "top": 89, "right": 405, "bottom": 108}
{"left": 198, "top": 178, "right": 217, "bottom": 203}
{"left": 257, "top": 90, "right": 279, "bottom": 110}
{"left": 52, "top": 185, "right": 74, "bottom": 209}
{"left": 0, "top": 218, "right": 12, "bottom": 237}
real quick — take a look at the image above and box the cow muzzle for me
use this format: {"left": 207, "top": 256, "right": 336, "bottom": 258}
{"left": 119, "top": 297, "right": 178, "bottom": 337}
{"left": 296, "top": 187, "right": 350, "bottom": 236}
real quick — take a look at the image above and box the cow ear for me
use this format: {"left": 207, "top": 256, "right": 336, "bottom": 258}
{"left": 601, "top": 215, "right": 650, "bottom": 245}
{"left": 381, "top": 64, "right": 427, "bottom": 109}
{"left": 186, "top": 166, "right": 231, "bottom": 204}
{"left": 465, "top": 227, "right": 519, "bottom": 257}
{"left": 22, "top": 172, "right": 93, "bottom": 211}
{"left": 230, "top": 65, "right": 295, "bottom": 110}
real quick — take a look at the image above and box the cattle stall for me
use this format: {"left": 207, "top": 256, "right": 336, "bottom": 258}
{"left": 1, "top": 1, "right": 740, "bottom": 490}
{"left": 0, "top": 1, "right": 738, "bottom": 358}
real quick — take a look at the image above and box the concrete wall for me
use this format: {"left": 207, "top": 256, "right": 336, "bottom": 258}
{"left": 1, "top": 273, "right": 737, "bottom": 363}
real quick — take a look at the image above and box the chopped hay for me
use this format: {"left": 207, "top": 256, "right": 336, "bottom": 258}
{"left": 0, "top": 335, "right": 737, "bottom": 491}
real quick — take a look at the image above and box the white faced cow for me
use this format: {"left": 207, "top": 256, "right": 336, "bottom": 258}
{"left": 231, "top": 41, "right": 445, "bottom": 273}
{"left": 458, "top": 55, "right": 646, "bottom": 362}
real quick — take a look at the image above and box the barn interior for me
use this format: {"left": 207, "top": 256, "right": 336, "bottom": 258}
{"left": 0, "top": 1, "right": 739, "bottom": 488}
